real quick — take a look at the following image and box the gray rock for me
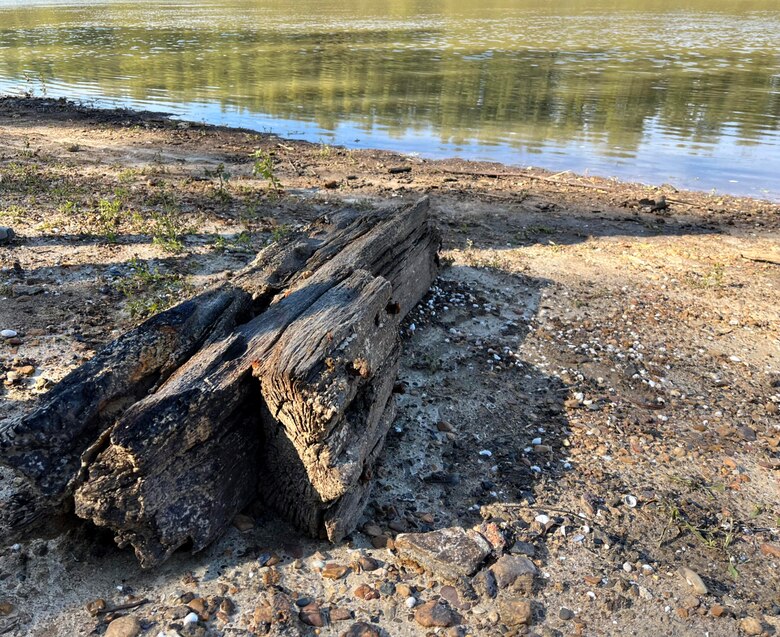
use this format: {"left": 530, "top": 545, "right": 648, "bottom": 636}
{"left": 490, "top": 555, "right": 538, "bottom": 592}
{"left": 0, "top": 227, "right": 14, "bottom": 244}
{"left": 472, "top": 568, "right": 498, "bottom": 599}
{"left": 395, "top": 527, "right": 491, "bottom": 580}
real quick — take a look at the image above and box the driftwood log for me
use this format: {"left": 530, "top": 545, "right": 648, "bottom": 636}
{"left": 0, "top": 197, "right": 439, "bottom": 567}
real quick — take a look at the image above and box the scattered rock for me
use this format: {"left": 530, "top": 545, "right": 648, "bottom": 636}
{"left": 0, "top": 602, "right": 14, "bottom": 616}
{"left": 678, "top": 567, "right": 708, "bottom": 595}
{"left": 740, "top": 617, "right": 764, "bottom": 635}
{"left": 330, "top": 608, "right": 353, "bottom": 622}
{"left": 322, "top": 563, "right": 350, "bottom": 580}
{"left": 85, "top": 599, "right": 106, "bottom": 616}
{"left": 499, "top": 598, "right": 533, "bottom": 626}
{"left": 395, "top": 527, "right": 491, "bottom": 580}
{"left": 299, "top": 602, "right": 325, "bottom": 627}
{"left": 105, "top": 615, "right": 141, "bottom": 637}
{"left": 490, "top": 555, "right": 538, "bottom": 592}
{"left": 232, "top": 513, "right": 255, "bottom": 532}
{"left": 559, "top": 607, "right": 575, "bottom": 620}
{"left": 354, "top": 584, "right": 380, "bottom": 600}
{"left": 1, "top": 329, "right": 18, "bottom": 339}
{"left": 472, "top": 569, "right": 498, "bottom": 599}
{"left": 0, "top": 227, "right": 14, "bottom": 244}
{"left": 710, "top": 604, "right": 726, "bottom": 618}
{"left": 358, "top": 556, "right": 380, "bottom": 571}
{"left": 760, "top": 543, "right": 780, "bottom": 559}
{"left": 341, "top": 622, "right": 380, "bottom": 637}
{"left": 414, "top": 600, "right": 460, "bottom": 628}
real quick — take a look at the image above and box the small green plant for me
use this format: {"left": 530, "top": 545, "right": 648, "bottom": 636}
{"left": 205, "top": 163, "right": 232, "bottom": 201}
{"left": 211, "top": 231, "right": 253, "bottom": 253}
{"left": 269, "top": 224, "right": 292, "bottom": 243}
{"left": 318, "top": 140, "right": 333, "bottom": 158}
{"left": 250, "top": 150, "right": 282, "bottom": 195}
{"left": 58, "top": 200, "right": 79, "bottom": 216}
{"left": 150, "top": 207, "right": 188, "bottom": 253}
{"left": 114, "top": 258, "right": 187, "bottom": 319}
{"left": 96, "top": 196, "right": 123, "bottom": 242}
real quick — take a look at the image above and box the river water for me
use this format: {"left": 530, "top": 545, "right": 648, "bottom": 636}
{"left": 1, "top": 0, "right": 779, "bottom": 199}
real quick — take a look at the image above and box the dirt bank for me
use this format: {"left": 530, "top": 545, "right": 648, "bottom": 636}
{"left": 1, "top": 97, "right": 779, "bottom": 637}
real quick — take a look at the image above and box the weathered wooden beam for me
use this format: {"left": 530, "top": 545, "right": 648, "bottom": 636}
{"left": 74, "top": 198, "right": 439, "bottom": 567}
{"left": 0, "top": 205, "right": 385, "bottom": 543}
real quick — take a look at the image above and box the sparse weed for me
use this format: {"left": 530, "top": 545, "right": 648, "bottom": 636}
{"left": 686, "top": 263, "right": 726, "bottom": 289}
{"left": 269, "top": 224, "right": 292, "bottom": 244}
{"left": 250, "top": 150, "right": 283, "bottom": 195}
{"left": 114, "top": 258, "right": 188, "bottom": 319}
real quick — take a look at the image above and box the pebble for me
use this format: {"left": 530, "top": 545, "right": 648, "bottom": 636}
{"left": 330, "top": 608, "right": 353, "bottom": 621}
{"left": 341, "top": 622, "right": 380, "bottom": 637}
{"left": 0, "top": 227, "right": 14, "bottom": 244}
{"left": 678, "top": 567, "right": 708, "bottom": 595}
{"left": 405, "top": 596, "right": 417, "bottom": 608}
{"left": 395, "top": 527, "right": 491, "bottom": 580}
{"left": 86, "top": 598, "right": 106, "bottom": 616}
{"left": 358, "top": 556, "right": 380, "bottom": 571}
{"left": 378, "top": 581, "right": 395, "bottom": 596}
{"left": 232, "top": 514, "right": 255, "bottom": 532}
{"left": 322, "top": 563, "right": 350, "bottom": 580}
{"left": 105, "top": 615, "right": 142, "bottom": 637}
{"left": 299, "top": 602, "right": 325, "bottom": 627}
{"left": 0, "top": 602, "right": 14, "bottom": 616}
{"left": 760, "top": 543, "right": 780, "bottom": 558}
{"left": 414, "top": 600, "right": 460, "bottom": 628}
{"left": 182, "top": 612, "right": 199, "bottom": 626}
{"left": 1, "top": 330, "right": 18, "bottom": 339}
{"left": 490, "top": 555, "right": 538, "bottom": 592}
{"left": 739, "top": 617, "right": 764, "bottom": 635}
{"left": 559, "top": 607, "right": 575, "bottom": 621}
{"left": 498, "top": 598, "right": 533, "bottom": 626}
{"left": 354, "top": 584, "right": 380, "bottom": 600}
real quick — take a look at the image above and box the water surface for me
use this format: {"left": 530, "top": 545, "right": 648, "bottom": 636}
{"left": 1, "top": 0, "right": 779, "bottom": 198}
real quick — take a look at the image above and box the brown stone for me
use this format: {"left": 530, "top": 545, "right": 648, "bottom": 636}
{"left": 188, "top": 597, "right": 208, "bottom": 619}
{"left": 105, "top": 615, "right": 141, "bottom": 637}
{"left": 710, "top": 604, "right": 726, "bottom": 618}
{"left": 299, "top": 602, "right": 325, "bottom": 627}
{"left": 0, "top": 602, "right": 14, "bottom": 616}
{"left": 739, "top": 617, "right": 764, "bottom": 636}
{"left": 414, "top": 600, "right": 460, "bottom": 628}
{"left": 85, "top": 598, "right": 106, "bottom": 616}
{"left": 341, "top": 622, "right": 380, "bottom": 637}
{"left": 499, "top": 598, "right": 533, "bottom": 626}
{"left": 358, "top": 556, "right": 380, "bottom": 571}
{"left": 322, "top": 563, "right": 350, "bottom": 580}
{"left": 330, "top": 607, "right": 353, "bottom": 622}
{"left": 354, "top": 584, "right": 380, "bottom": 600}
{"left": 395, "top": 527, "right": 491, "bottom": 580}
{"left": 760, "top": 543, "right": 780, "bottom": 559}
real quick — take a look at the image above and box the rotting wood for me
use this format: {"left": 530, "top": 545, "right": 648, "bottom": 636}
{"left": 74, "top": 198, "right": 438, "bottom": 567}
{"left": 1, "top": 198, "right": 439, "bottom": 565}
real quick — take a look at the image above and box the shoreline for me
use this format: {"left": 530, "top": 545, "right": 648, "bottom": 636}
{"left": 3, "top": 95, "right": 779, "bottom": 208}
{"left": 1, "top": 96, "right": 779, "bottom": 637}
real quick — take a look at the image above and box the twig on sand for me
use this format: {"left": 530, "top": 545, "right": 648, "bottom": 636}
{"left": 96, "top": 599, "right": 150, "bottom": 615}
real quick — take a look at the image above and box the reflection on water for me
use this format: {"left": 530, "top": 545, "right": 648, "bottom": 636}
{"left": 1, "top": 0, "right": 779, "bottom": 198}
